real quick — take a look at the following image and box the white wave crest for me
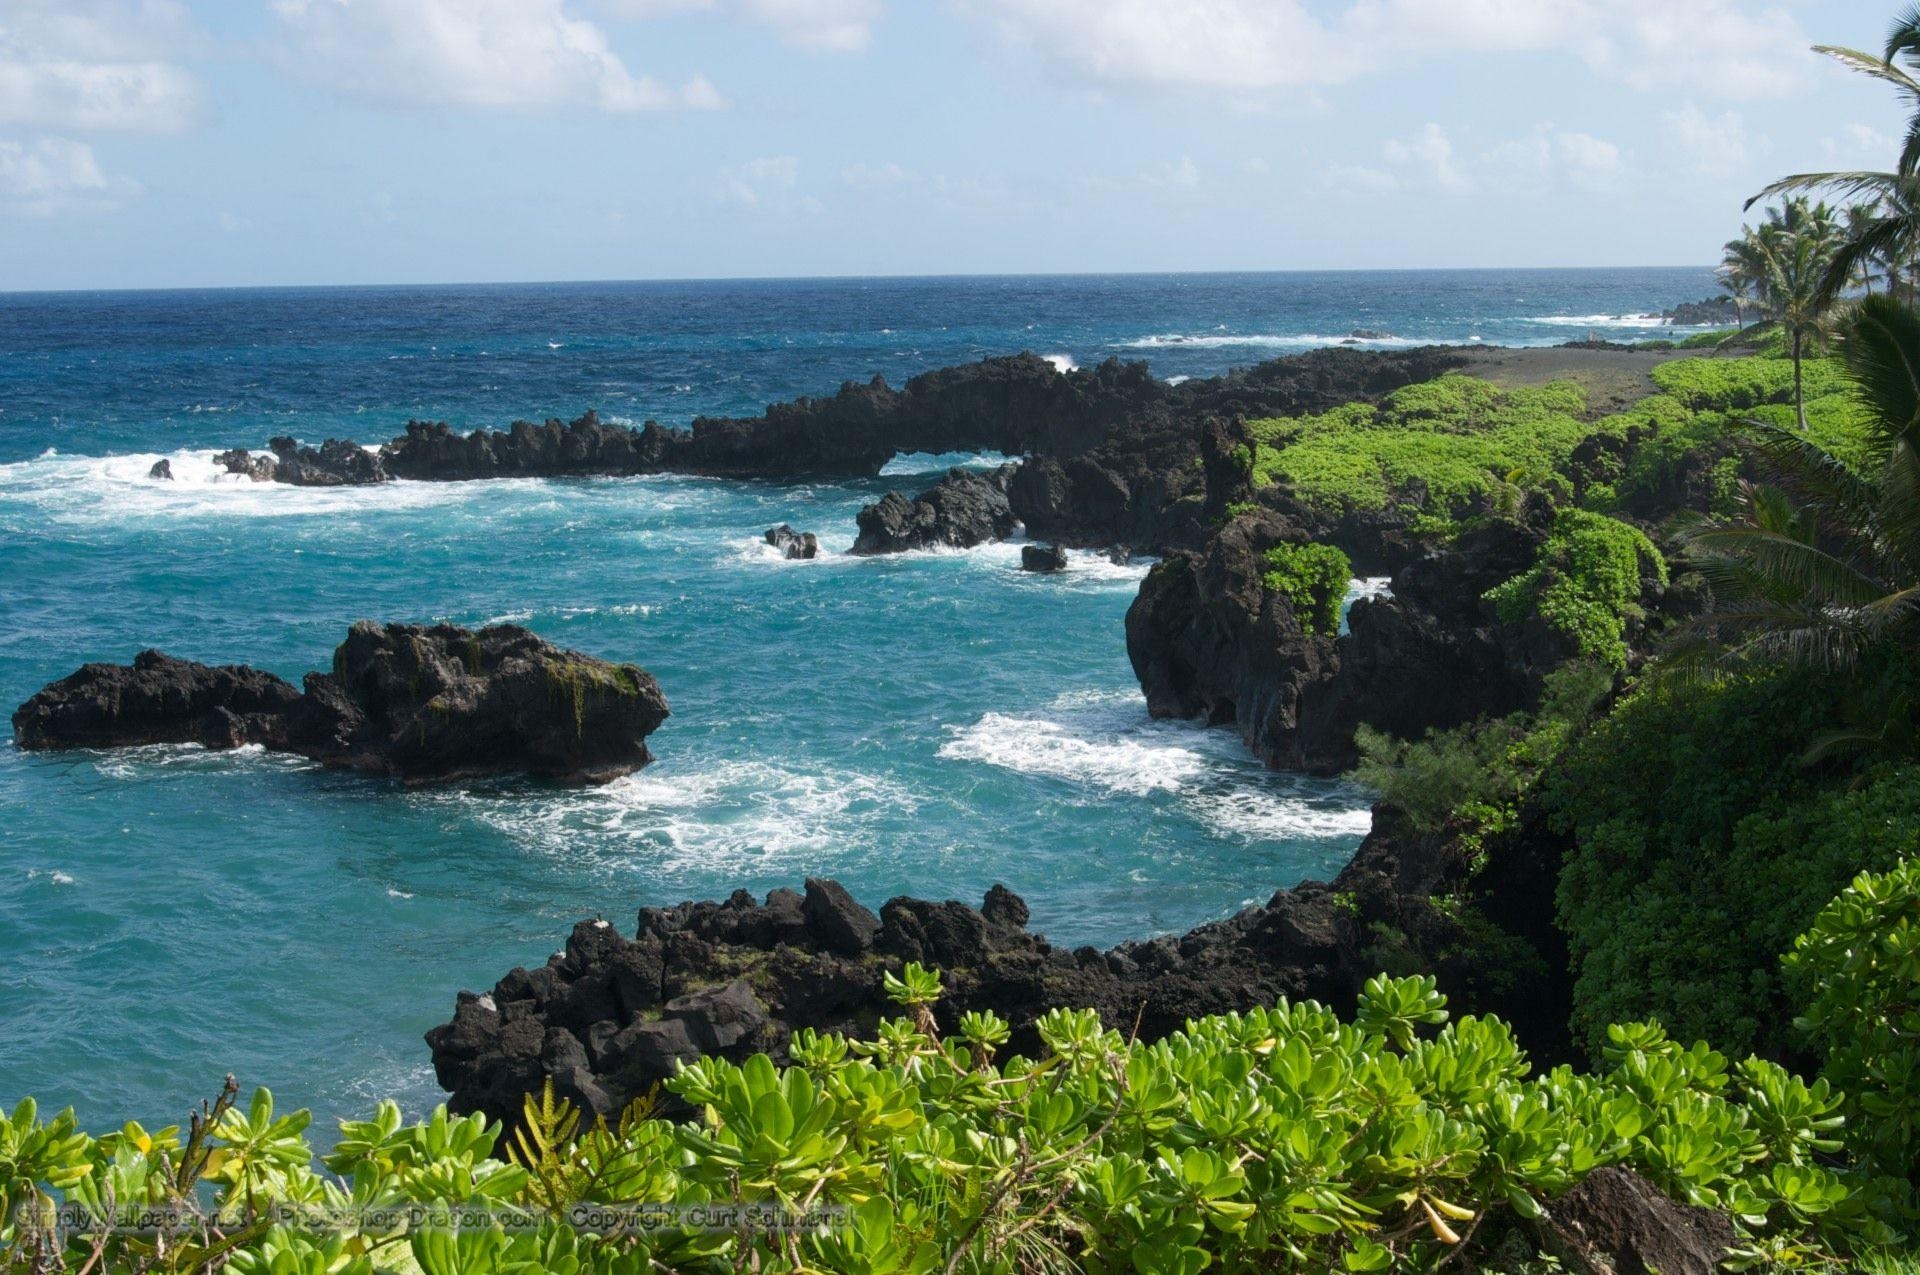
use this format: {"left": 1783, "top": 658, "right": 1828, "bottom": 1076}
{"left": 444, "top": 759, "right": 924, "bottom": 875}
{"left": 1116, "top": 332, "right": 1423, "bottom": 350}
{"left": 880, "top": 450, "right": 1014, "bottom": 477}
{"left": 938, "top": 699, "right": 1373, "bottom": 844}
{"left": 1042, "top": 353, "right": 1078, "bottom": 374}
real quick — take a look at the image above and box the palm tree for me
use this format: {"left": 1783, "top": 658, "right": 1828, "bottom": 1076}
{"left": 1680, "top": 293, "right": 1920, "bottom": 672}
{"left": 1751, "top": 8, "right": 1920, "bottom": 303}
{"left": 1716, "top": 199, "right": 1842, "bottom": 426}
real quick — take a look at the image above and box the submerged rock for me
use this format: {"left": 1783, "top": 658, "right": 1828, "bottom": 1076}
{"left": 12, "top": 622, "right": 669, "bottom": 785}
{"left": 1020, "top": 543, "right": 1068, "bottom": 572}
{"left": 763, "top": 524, "right": 818, "bottom": 560}
{"left": 148, "top": 458, "right": 173, "bottom": 481}
{"left": 850, "top": 464, "right": 1020, "bottom": 555}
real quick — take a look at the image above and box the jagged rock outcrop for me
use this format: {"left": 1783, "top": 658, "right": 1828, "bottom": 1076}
{"left": 213, "top": 448, "right": 275, "bottom": 481}
{"left": 1020, "top": 543, "right": 1068, "bottom": 572}
{"left": 763, "top": 525, "right": 818, "bottom": 560}
{"left": 851, "top": 465, "right": 1019, "bottom": 555}
{"left": 425, "top": 792, "right": 1580, "bottom": 1129}
{"left": 10, "top": 651, "right": 304, "bottom": 751}
{"left": 1661, "top": 296, "right": 1739, "bottom": 327}
{"left": 1126, "top": 511, "right": 1344, "bottom": 770}
{"left": 211, "top": 346, "right": 1474, "bottom": 554}
{"left": 266, "top": 436, "right": 389, "bottom": 486}
{"left": 13, "top": 622, "right": 669, "bottom": 784}
{"left": 148, "top": 459, "right": 173, "bottom": 480}
{"left": 427, "top": 873, "right": 1361, "bottom": 1126}
{"left": 1127, "top": 500, "right": 1582, "bottom": 773}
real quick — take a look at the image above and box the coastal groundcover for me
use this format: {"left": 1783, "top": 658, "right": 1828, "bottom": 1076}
{"left": 5, "top": 860, "right": 1920, "bottom": 1275}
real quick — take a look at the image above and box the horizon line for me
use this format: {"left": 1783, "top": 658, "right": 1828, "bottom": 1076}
{"left": 0, "top": 263, "right": 1720, "bottom": 300}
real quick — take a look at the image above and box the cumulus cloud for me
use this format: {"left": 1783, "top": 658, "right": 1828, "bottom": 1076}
{"left": 963, "top": 0, "right": 1809, "bottom": 100}
{"left": 271, "top": 0, "right": 724, "bottom": 113}
{"left": 599, "top": 0, "right": 881, "bottom": 51}
{"left": 716, "top": 154, "right": 824, "bottom": 212}
{"left": 1385, "top": 123, "right": 1470, "bottom": 194}
{"left": 1337, "top": 121, "right": 1625, "bottom": 197}
{"left": 0, "top": 0, "right": 204, "bottom": 133}
{"left": 0, "top": 136, "right": 138, "bottom": 213}
{"left": 1664, "top": 104, "right": 1760, "bottom": 178}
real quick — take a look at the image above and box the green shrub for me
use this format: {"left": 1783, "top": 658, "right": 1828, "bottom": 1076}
{"left": 1546, "top": 669, "right": 1920, "bottom": 1061}
{"left": 1484, "top": 510, "right": 1666, "bottom": 670}
{"left": 1247, "top": 376, "right": 1612, "bottom": 518}
{"left": 1786, "top": 858, "right": 1920, "bottom": 1199}
{"left": 1650, "top": 356, "right": 1848, "bottom": 413}
{"left": 0, "top": 971, "right": 1892, "bottom": 1273}
{"left": 1353, "top": 662, "right": 1612, "bottom": 834}
{"left": 1261, "top": 541, "right": 1352, "bottom": 636}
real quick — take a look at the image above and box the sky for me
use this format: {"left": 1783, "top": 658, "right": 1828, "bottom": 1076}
{"left": 0, "top": 0, "right": 1910, "bottom": 290}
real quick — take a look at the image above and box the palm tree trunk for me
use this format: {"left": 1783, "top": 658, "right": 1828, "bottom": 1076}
{"left": 1793, "top": 329, "right": 1806, "bottom": 429}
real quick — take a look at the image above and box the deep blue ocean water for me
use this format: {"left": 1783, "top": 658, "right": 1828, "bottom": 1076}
{"left": 0, "top": 268, "right": 1716, "bottom": 1130}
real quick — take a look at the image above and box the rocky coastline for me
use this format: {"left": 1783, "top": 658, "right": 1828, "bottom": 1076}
{"left": 197, "top": 347, "right": 1470, "bottom": 554}
{"left": 426, "top": 793, "right": 1555, "bottom": 1127}
{"left": 12, "top": 622, "right": 669, "bottom": 785}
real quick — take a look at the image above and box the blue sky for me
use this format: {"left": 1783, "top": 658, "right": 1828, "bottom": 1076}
{"left": 0, "top": 0, "right": 1908, "bottom": 289}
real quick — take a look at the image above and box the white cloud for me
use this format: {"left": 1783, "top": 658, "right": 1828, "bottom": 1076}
{"left": 1664, "top": 104, "right": 1759, "bottom": 179}
{"left": 1384, "top": 123, "right": 1469, "bottom": 193}
{"left": 1554, "top": 130, "right": 1621, "bottom": 191}
{"left": 1820, "top": 121, "right": 1897, "bottom": 164}
{"left": 599, "top": 0, "right": 880, "bottom": 51}
{"left": 0, "top": 0, "right": 204, "bottom": 133}
{"left": 964, "top": 0, "right": 1808, "bottom": 100}
{"left": 1593, "top": 4, "right": 1805, "bottom": 101}
{"left": 1336, "top": 121, "right": 1624, "bottom": 198}
{"left": 717, "top": 154, "right": 823, "bottom": 212}
{"left": 0, "top": 136, "right": 137, "bottom": 214}
{"left": 840, "top": 161, "right": 915, "bottom": 187}
{"left": 271, "top": 0, "right": 724, "bottom": 113}
{"left": 739, "top": 0, "right": 882, "bottom": 51}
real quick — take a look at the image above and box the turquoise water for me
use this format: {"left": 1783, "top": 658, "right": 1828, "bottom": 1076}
{"left": 0, "top": 269, "right": 1717, "bottom": 1128}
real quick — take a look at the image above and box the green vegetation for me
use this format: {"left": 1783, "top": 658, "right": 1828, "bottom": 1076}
{"left": 1246, "top": 375, "right": 1597, "bottom": 517}
{"left": 3, "top": 961, "right": 1909, "bottom": 1274}
{"left": 1544, "top": 668, "right": 1920, "bottom": 1062}
{"left": 1485, "top": 509, "right": 1666, "bottom": 670}
{"left": 1261, "top": 541, "right": 1352, "bottom": 636}
{"left": 1718, "top": 198, "right": 1846, "bottom": 425}
{"left": 1787, "top": 858, "right": 1920, "bottom": 1200}
{"left": 1682, "top": 296, "right": 1920, "bottom": 677}
{"left": 1354, "top": 662, "right": 1611, "bottom": 835}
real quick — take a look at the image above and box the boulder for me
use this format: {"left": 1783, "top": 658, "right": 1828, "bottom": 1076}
{"left": 1021, "top": 543, "right": 1068, "bottom": 572}
{"left": 212, "top": 448, "right": 274, "bottom": 481}
{"left": 148, "top": 458, "right": 173, "bottom": 480}
{"left": 267, "top": 436, "right": 389, "bottom": 486}
{"left": 10, "top": 650, "right": 303, "bottom": 751}
{"left": 802, "top": 877, "right": 881, "bottom": 954}
{"left": 1538, "top": 1166, "right": 1736, "bottom": 1275}
{"left": 12, "top": 622, "right": 669, "bottom": 785}
{"left": 851, "top": 465, "right": 1021, "bottom": 555}
{"left": 764, "top": 524, "right": 819, "bottom": 560}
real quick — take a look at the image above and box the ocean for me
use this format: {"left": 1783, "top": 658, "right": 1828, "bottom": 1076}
{"left": 0, "top": 267, "right": 1717, "bottom": 1129}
